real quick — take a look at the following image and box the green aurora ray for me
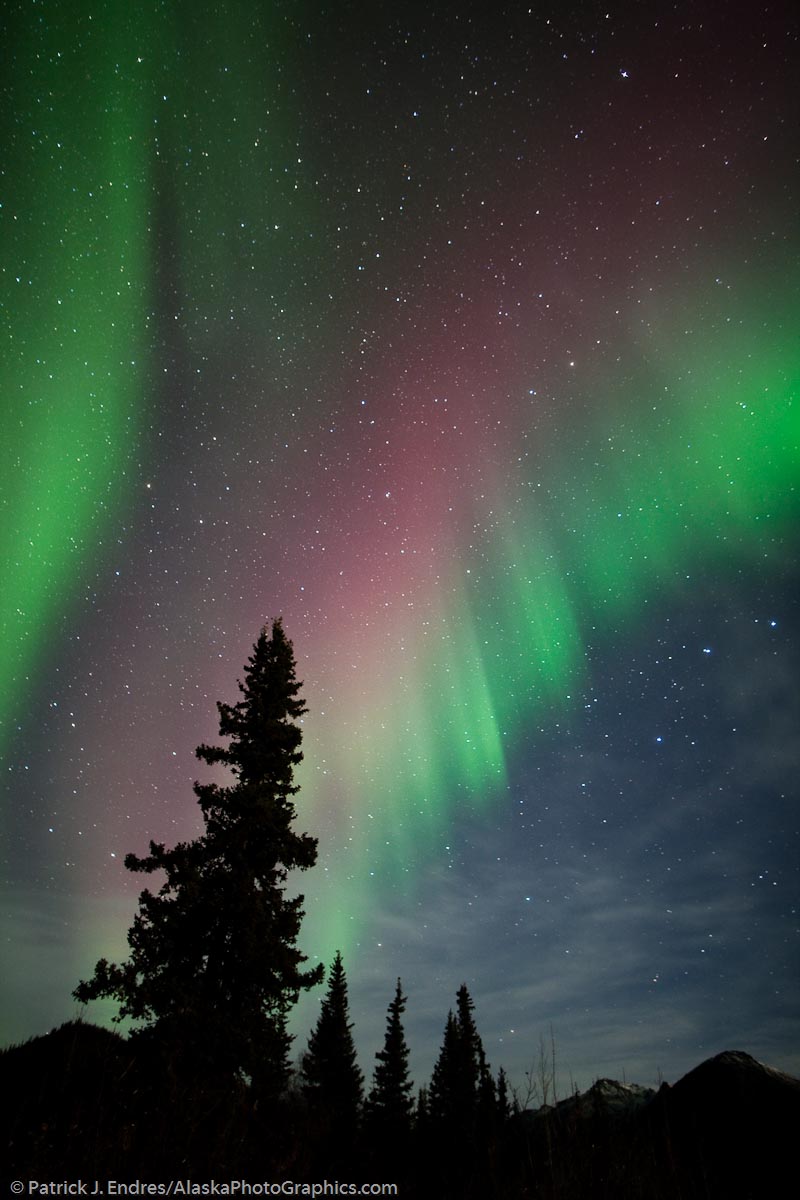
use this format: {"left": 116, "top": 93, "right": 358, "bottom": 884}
{"left": 2, "top": 4, "right": 155, "bottom": 755}
{"left": 1, "top": 0, "right": 299, "bottom": 759}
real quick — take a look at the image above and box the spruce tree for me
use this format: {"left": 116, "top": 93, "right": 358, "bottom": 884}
{"left": 429, "top": 1009, "right": 460, "bottom": 1128}
{"left": 496, "top": 1066, "right": 511, "bottom": 1122}
{"left": 455, "top": 983, "right": 482, "bottom": 1106}
{"left": 428, "top": 987, "right": 495, "bottom": 1189}
{"left": 415, "top": 1086, "right": 430, "bottom": 1129}
{"left": 429, "top": 985, "right": 491, "bottom": 1134}
{"left": 366, "top": 979, "right": 414, "bottom": 1160}
{"left": 74, "top": 619, "right": 322, "bottom": 1101}
{"left": 301, "top": 950, "right": 362, "bottom": 1136}
{"left": 477, "top": 1043, "right": 498, "bottom": 1128}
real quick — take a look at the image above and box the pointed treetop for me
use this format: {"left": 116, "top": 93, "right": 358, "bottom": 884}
{"left": 368, "top": 978, "right": 414, "bottom": 1123}
{"left": 302, "top": 950, "right": 363, "bottom": 1117}
{"left": 196, "top": 617, "right": 307, "bottom": 790}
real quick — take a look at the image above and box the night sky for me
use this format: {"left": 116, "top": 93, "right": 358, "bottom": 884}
{"left": 3, "top": 0, "right": 799, "bottom": 1098}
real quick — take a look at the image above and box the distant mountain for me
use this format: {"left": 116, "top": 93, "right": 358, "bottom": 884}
{"left": 513, "top": 1049, "right": 800, "bottom": 1198}
{"left": 552, "top": 1076, "right": 656, "bottom": 1118}
{"left": 665, "top": 1046, "right": 800, "bottom": 1100}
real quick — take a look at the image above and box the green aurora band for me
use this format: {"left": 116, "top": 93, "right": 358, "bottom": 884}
{"left": 2, "top": 4, "right": 155, "bottom": 754}
{"left": 1, "top": 1, "right": 299, "bottom": 758}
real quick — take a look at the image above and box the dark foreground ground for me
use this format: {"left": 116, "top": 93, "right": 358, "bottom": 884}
{"left": 3, "top": 1022, "right": 799, "bottom": 1199}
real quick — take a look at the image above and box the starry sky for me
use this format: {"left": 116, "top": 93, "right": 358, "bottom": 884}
{"left": 2, "top": 0, "right": 798, "bottom": 1097}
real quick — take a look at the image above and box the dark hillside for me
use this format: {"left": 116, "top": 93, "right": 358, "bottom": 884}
{"left": 2, "top": 1020, "right": 134, "bottom": 1176}
{"left": 641, "top": 1050, "right": 800, "bottom": 1199}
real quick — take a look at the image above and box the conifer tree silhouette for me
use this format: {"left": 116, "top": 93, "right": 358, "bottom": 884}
{"left": 496, "top": 1066, "right": 511, "bottom": 1122}
{"left": 428, "top": 986, "right": 495, "bottom": 1189}
{"left": 366, "top": 979, "right": 414, "bottom": 1165}
{"left": 429, "top": 1009, "right": 460, "bottom": 1128}
{"left": 415, "top": 1085, "right": 430, "bottom": 1130}
{"left": 430, "top": 985, "right": 494, "bottom": 1134}
{"left": 455, "top": 983, "right": 482, "bottom": 1106}
{"left": 74, "top": 620, "right": 322, "bottom": 1103}
{"left": 301, "top": 950, "right": 362, "bottom": 1151}
{"left": 477, "top": 1042, "right": 498, "bottom": 1129}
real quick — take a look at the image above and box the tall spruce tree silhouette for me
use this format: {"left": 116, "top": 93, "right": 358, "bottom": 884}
{"left": 455, "top": 983, "right": 482, "bottom": 1106}
{"left": 301, "top": 950, "right": 362, "bottom": 1157}
{"left": 366, "top": 979, "right": 414, "bottom": 1169}
{"left": 428, "top": 986, "right": 495, "bottom": 1190}
{"left": 430, "top": 985, "right": 489, "bottom": 1130}
{"left": 496, "top": 1066, "right": 511, "bottom": 1122}
{"left": 74, "top": 619, "right": 322, "bottom": 1103}
{"left": 429, "top": 1009, "right": 461, "bottom": 1129}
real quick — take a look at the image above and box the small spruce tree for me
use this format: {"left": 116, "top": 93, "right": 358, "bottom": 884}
{"left": 496, "top": 1066, "right": 511, "bottom": 1123}
{"left": 74, "top": 619, "right": 322, "bottom": 1102}
{"left": 415, "top": 1085, "right": 430, "bottom": 1129}
{"left": 429, "top": 985, "right": 492, "bottom": 1134}
{"left": 429, "top": 1009, "right": 460, "bottom": 1128}
{"left": 477, "top": 1042, "right": 498, "bottom": 1129}
{"left": 301, "top": 950, "right": 363, "bottom": 1140}
{"left": 428, "top": 986, "right": 495, "bottom": 1188}
{"left": 455, "top": 983, "right": 482, "bottom": 1105}
{"left": 366, "top": 979, "right": 414, "bottom": 1162}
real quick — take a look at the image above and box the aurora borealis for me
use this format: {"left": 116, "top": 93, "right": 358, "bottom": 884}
{"left": 2, "top": 0, "right": 798, "bottom": 1092}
